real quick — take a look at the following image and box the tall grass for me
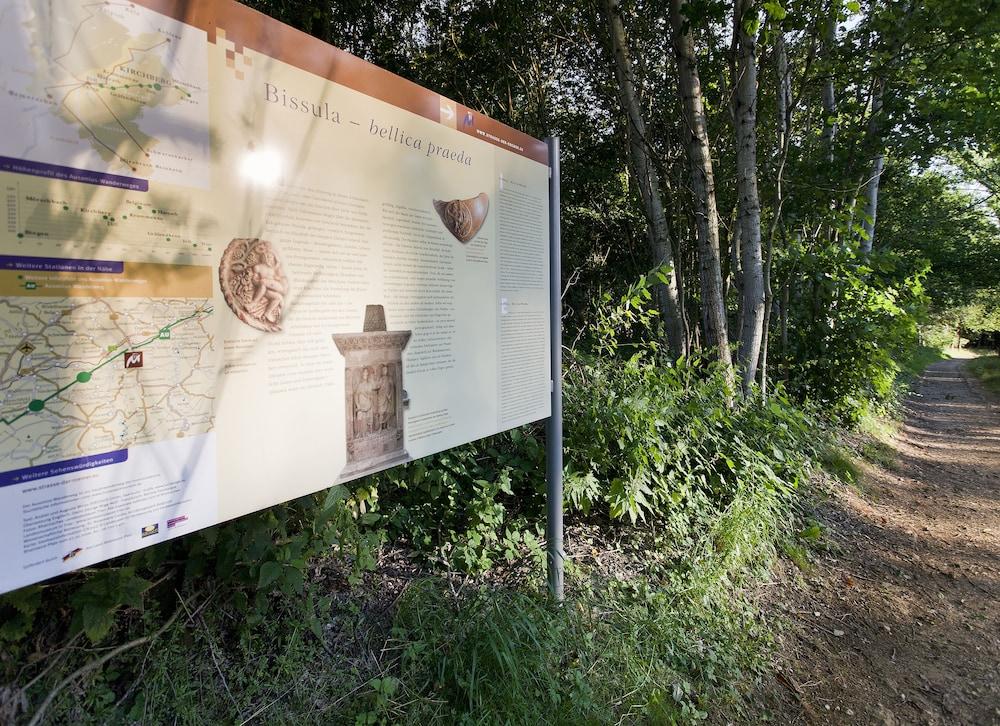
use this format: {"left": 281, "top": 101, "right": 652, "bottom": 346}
{"left": 386, "top": 479, "right": 792, "bottom": 724}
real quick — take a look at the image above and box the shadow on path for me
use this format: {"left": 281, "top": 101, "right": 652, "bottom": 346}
{"left": 764, "top": 357, "right": 1000, "bottom": 726}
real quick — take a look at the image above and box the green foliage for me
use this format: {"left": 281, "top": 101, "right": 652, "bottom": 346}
{"left": 38, "top": 580, "right": 357, "bottom": 725}
{"left": 967, "top": 355, "right": 1000, "bottom": 395}
{"left": 393, "top": 581, "right": 588, "bottom": 721}
{"left": 355, "top": 677, "right": 401, "bottom": 725}
{"left": 0, "top": 586, "right": 41, "bottom": 642}
{"left": 6, "top": 0, "right": 998, "bottom": 719}
{"left": 762, "top": 2, "right": 787, "bottom": 21}
{"left": 945, "top": 292, "right": 1000, "bottom": 348}
{"left": 70, "top": 568, "right": 150, "bottom": 643}
{"left": 0, "top": 478, "right": 387, "bottom": 701}
{"left": 376, "top": 430, "right": 546, "bottom": 572}
{"left": 0, "top": 269, "right": 830, "bottom": 722}
{"left": 898, "top": 345, "right": 949, "bottom": 380}
{"left": 563, "top": 279, "right": 818, "bottom": 530}
{"left": 782, "top": 542, "right": 811, "bottom": 572}
{"left": 879, "top": 171, "right": 1000, "bottom": 311}
{"left": 777, "top": 238, "right": 929, "bottom": 423}
{"left": 819, "top": 445, "right": 860, "bottom": 486}
{"left": 386, "top": 474, "right": 793, "bottom": 724}
{"left": 858, "top": 438, "right": 896, "bottom": 470}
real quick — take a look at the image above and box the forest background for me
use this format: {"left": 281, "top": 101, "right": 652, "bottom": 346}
{"left": 2, "top": 0, "right": 999, "bottom": 723}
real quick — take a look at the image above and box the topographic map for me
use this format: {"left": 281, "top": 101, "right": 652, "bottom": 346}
{"left": 0, "top": 0, "right": 209, "bottom": 186}
{"left": 0, "top": 297, "right": 214, "bottom": 469}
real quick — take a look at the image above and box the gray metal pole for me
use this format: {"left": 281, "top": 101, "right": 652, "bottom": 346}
{"left": 545, "top": 136, "right": 564, "bottom": 602}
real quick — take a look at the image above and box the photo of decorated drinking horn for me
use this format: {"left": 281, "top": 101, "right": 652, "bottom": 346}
{"left": 432, "top": 192, "right": 490, "bottom": 243}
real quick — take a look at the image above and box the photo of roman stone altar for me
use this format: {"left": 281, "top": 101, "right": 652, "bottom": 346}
{"left": 333, "top": 305, "right": 412, "bottom": 480}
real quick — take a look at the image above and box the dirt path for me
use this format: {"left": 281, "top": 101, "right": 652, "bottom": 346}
{"left": 767, "top": 355, "right": 1000, "bottom": 725}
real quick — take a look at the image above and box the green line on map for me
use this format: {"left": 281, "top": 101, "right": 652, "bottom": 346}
{"left": 0, "top": 307, "right": 213, "bottom": 426}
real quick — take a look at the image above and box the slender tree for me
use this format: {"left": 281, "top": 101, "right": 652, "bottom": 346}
{"left": 860, "top": 80, "right": 885, "bottom": 254}
{"left": 732, "top": 0, "right": 765, "bottom": 393}
{"left": 760, "top": 24, "right": 794, "bottom": 396}
{"left": 601, "top": 0, "right": 687, "bottom": 356}
{"left": 669, "top": 0, "right": 733, "bottom": 383}
{"left": 820, "top": 1, "right": 839, "bottom": 161}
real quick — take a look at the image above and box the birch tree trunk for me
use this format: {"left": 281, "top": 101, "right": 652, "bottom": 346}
{"left": 860, "top": 154, "right": 884, "bottom": 253}
{"left": 669, "top": 0, "right": 733, "bottom": 380}
{"left": 860, "top": 81, "right": 886, "bottom": 254}
{"left": 732, "top": 0, "right": 765, "bottom": 394}
{"left": 601, "top": 0, "right": 687, "bottom": 356}
{"left": 760, "top": 28, "right": 792, "bottom": 397}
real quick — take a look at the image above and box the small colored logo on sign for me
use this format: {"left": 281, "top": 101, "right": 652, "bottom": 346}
{"left": 141, "top": 523, "right": 159, "bottom": 538}
{"left": 62, "top": 547, "right": 83, "bottom": 561}
{"left": 125, "top": 351, "right": 143, "bottom": 368}
{"left": 463, "top": 111, "right": 474, "bottom": 128}
{"left": 167, "top": 515, "right": 188, "bottom": 529}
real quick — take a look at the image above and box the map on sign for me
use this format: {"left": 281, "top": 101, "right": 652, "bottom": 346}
{"left": 0, "top": 0, "right": 210, "bottom": 186}
{"left": 0, "top": 297, "right": 215, "bottom": 470}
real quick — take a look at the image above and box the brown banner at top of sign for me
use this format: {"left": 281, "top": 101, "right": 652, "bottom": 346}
{"left": 132, "top": 0, "right": 549, "bottom": 166}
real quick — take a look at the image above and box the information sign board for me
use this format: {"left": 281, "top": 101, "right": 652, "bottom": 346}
{"left": 0, "top": 0, "right": 551, "bottom": 593}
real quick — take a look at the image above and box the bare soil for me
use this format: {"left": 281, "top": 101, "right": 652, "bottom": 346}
{"left": 765, "top": 355, "right": 1000, "bottom": 725}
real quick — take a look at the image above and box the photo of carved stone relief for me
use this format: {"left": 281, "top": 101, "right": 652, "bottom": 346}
{"left": 433, "top": 192, "right": 489, "bottom": 243}
{"left": 333, "top": 305, "right": 412, "bottom": 481}
{"left": 219, "top": 237, "right": 289, "bottom": 332}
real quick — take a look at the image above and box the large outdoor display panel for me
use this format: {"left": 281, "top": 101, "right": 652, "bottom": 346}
{"left": 0, "top": 0, "right": 551, "bottom": 593}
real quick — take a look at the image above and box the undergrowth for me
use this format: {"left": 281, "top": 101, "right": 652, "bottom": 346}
{"left": 385, "top": 476, "right": 789, "bottom": 724}
{"left": 967, "top": 354, "right": 1000, "bottom": 395}
{"left": 0, "top": 276, "right": 915, "bottom": 724}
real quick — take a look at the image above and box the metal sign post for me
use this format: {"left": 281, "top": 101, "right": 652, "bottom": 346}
{"left": 545, "top": 137, "right": 564, "bottom": 602}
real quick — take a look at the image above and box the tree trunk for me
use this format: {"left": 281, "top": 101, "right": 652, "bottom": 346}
{"left": 672, "top": 160, "right": 695, "bottom": 352}
{"left": 601, "top": 0, "right": 687, "bottom": 356}
{"left": 759, "top": 231, "right": 774, "bottom": 398}
{"left": 670, "top": 0, "right": 733, "bottom": 382}
{"left": 860, "top": 80, "right": 885, "bottom": 254}
{"left": 729, "top": 206, "right": 742, "bottom": 293}
{"left": 775, "top": 30, "right": 792, "bottom": 152}
{"left": 820, "top": 3, "right": 838, "bottom": 161}
{"left": 860, "top": 154, "right": 884, "bottom": 253}
{"left": 779, "top": 278, "right": 789, "bottom": 375}
{"left": 732, "top": 0, "right": 765, "bottom": 394}
{"left": 760, "top": 26, "right": 791, "bottom": 398}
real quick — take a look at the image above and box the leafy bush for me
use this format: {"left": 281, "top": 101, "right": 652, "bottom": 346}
{"left": 375, "top": 430, "right": 546, "bottom": 571}
{"left": 776, "top": 241, "right": 928, "bottom": 422}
